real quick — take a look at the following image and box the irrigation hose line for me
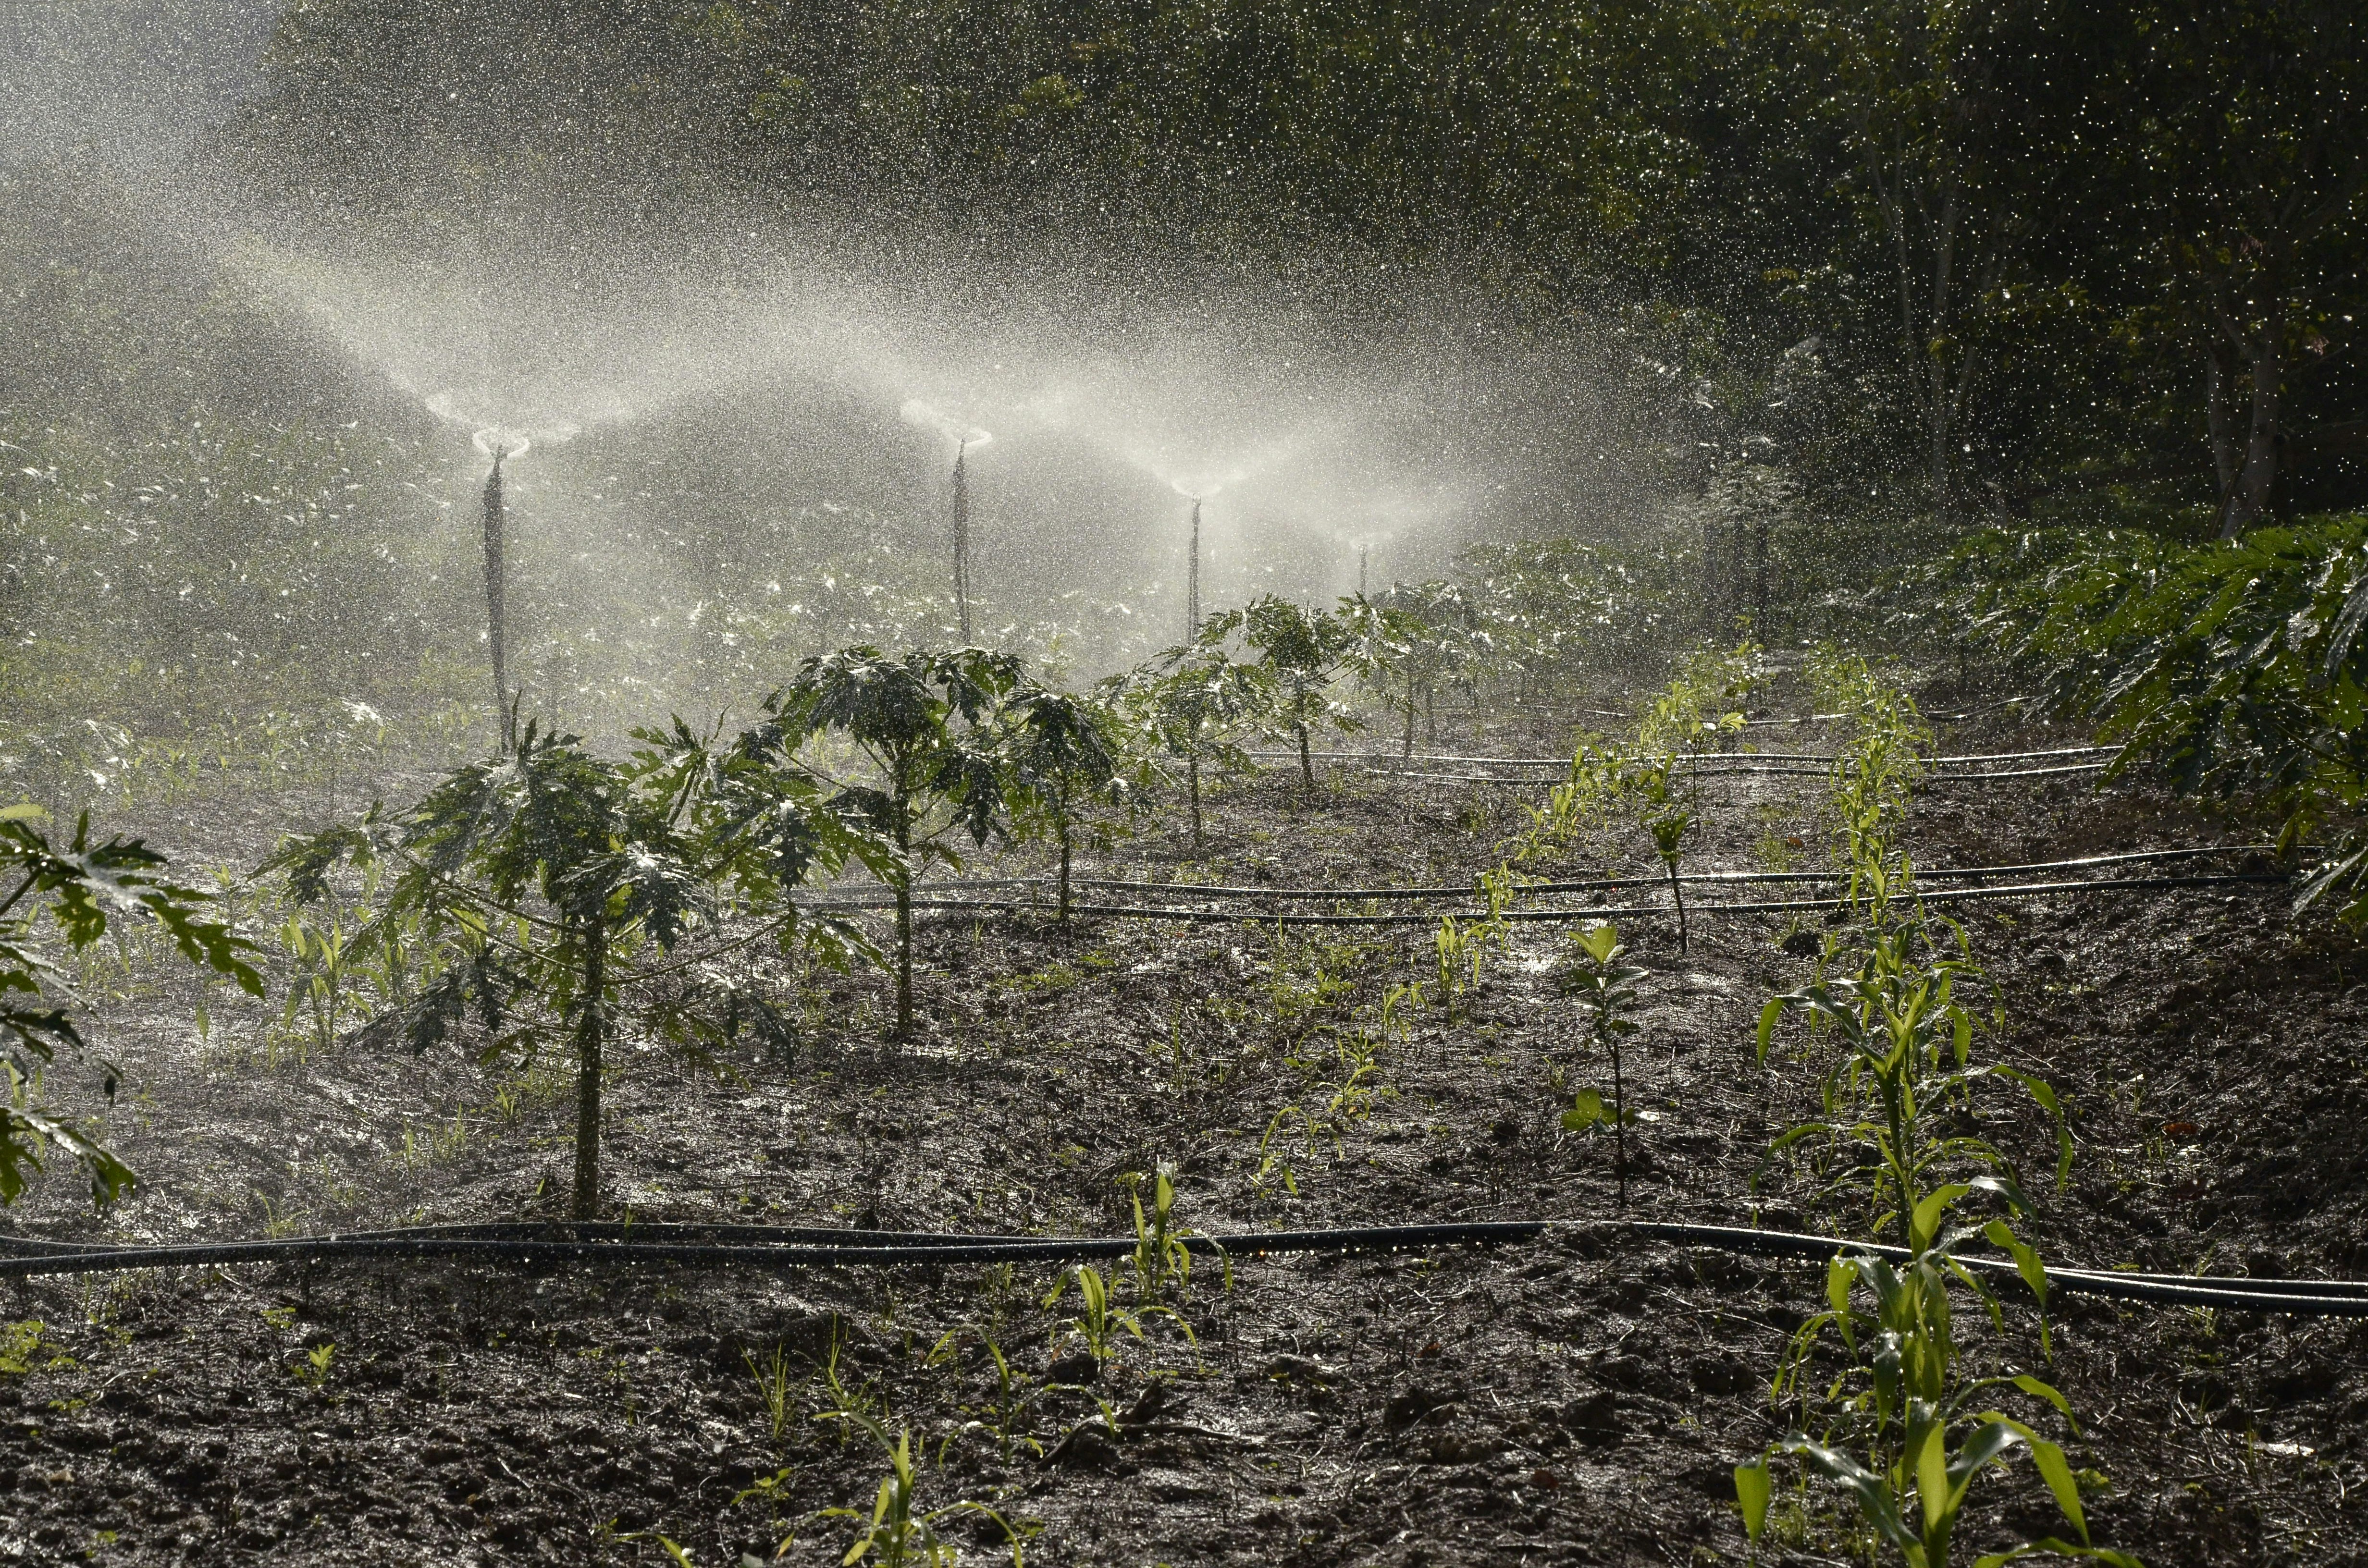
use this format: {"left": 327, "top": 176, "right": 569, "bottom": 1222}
{"left": 5, "top": 1219, "right": 2360, "bottom": 1315}
{"left": 1363, "top": 761, "right": 2115, "bottom": 784}
{"left": 859, "top": 846, "right": 2278, "bottom": 907}
{"left": 1248, "top": 743, "right": 2116, "bottom": 768}
{"left": 803, "top": 873, "right": 2287, "bottom": 927}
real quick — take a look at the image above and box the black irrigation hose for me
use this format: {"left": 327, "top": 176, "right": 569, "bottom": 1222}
{"left": 814, "top": 846, "right": 2279, "bottom": 910}
{"left": 807, "top": 872, "right": 2286, "bottom": 927}
{"left": 8, "top": 1217, "right": 2361, "bottom": 1315}
{"left": 1626, "top": 1223, "right": 2368, "bottom": 1317}
{"left": 1369, "top": 761, "right": 2116, "bottom": 784}
{"left": 0, "top": 1222, "right": 1544, "bottom": 1280}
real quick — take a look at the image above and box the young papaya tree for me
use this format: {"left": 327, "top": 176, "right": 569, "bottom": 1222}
{"left": 763, "top": 646, "right": 1023, "bottom": 1034}
{"left": 1379, "top": 581, "right": 1486, "bottom": 756}
{"left": 265, "top": 720, "right": 881, "bottom": 1219}
{"left": 998, "top": 683, "right": 1136, "bottom": 921}
{"left": 1201, "top": 595, "right": 1370, "bottom": 794}
{"left": 1123, "top": 645, "right": 1273, "bottom": 846}
{"left": 1, "top": 804, "right": 262, "bottom": 1203}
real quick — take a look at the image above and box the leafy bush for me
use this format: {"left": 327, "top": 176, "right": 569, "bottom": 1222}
{"left": 0, "top": 804, "right": 261, "bottom": 1201}
{"left": 1947, "top": 516, "right": 2368, "bottom": 919}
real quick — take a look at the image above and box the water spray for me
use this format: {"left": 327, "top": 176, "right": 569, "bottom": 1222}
{"left": 901, "top": 401, "right": 992, "bottom": 644}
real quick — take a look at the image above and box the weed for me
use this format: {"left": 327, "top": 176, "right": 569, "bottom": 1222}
{"left": 291, "top": 1343, "right": 335, "bottom": 1389}
{"left": 745, "top": 1340, "right": 794, "bottom": 1449}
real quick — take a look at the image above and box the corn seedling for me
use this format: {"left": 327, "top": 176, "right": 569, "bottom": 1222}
{"left": 1126, "top": 1161, "right": 1196, "bottom": 1306}
{"left": 814, "top": 1414, "right": 1025, "bottom": 1568}
{"left": 1563, "top": 924, "right": 1646, "bottom": 1206}
{"left": 1044, "top": 1263, "right": 1147, "bottom": 1363}
{"left": 1755, "top": 927, "right": 2067, "bottom": 1247}
{"left": 1738, "top": 1183, "right": 2136, "bottom": 1568}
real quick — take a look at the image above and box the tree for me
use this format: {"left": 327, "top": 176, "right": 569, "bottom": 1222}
{"left": 999, "top": 684, "right": 1134, "bottom": 921}
{"left": 266, "top": 720, "right": 878, "bottom": 1219}
{"left": 1124, "top": 646, "right": 1274, "bottom": 846}
{"left": 765, "top": 647, "right": 1022, "bottom": 1034}
{"left": 1, "top": 804, "right": 262, "bottom": 1203}
{"left": 2100, "top": 0, "right": 2368, "bottom": 534}
{"left": 1201, "top": 596, "right": 1369, "bottom": 794}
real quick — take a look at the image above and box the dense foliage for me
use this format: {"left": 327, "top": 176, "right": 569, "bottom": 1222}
{"left": 1948, "top": 513, "right": 2368, "bottom": 921}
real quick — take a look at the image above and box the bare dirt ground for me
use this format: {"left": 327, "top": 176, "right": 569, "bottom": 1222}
{"left": 0, "top": 677, "right": 2361, "bottom": 1568}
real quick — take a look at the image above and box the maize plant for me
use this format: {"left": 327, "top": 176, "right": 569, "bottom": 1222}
{"left": 1738, "top": 1183, "right": 2136, "bottom": 1568}
{"left": 1755, "top": 926, "right": 2067, "bottom": 1246}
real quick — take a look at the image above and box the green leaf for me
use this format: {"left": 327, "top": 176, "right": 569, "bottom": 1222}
{"left": 1561, "top": 1088, "right": 1608, "bottom": 1132}
{"left": 1734, "top": 1458, "right": 1772, "bottom": 1542}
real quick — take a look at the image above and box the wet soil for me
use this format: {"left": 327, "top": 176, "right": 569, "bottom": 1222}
{"left": 0, "top": 681, "right": 2362, "bottom": 1567}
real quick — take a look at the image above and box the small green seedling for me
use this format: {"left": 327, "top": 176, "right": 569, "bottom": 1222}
{"left": 1648, "top": 810, "right": 1695, "bottom": 954}
{"left": 1565, "top": 923, "right": 1646, "bottom": 1206}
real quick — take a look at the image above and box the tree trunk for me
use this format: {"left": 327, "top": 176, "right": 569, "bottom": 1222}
{"left": 1295, "top": 722, "right": 1314, "bottom": 794}
{"left": 1664, "top": 857, "right": 1690, "bottom": 956}
{"left": 1403, "top": 668, "right": 1417, "bottom": 760}
{"left": 2203, "top": 340, "right": 2239, "bottom": 509}
{"left": 1186, "top": 751, "right": 1203, "bottom": 846}
{"left": 2221, "top": 328, "right": 2283, "bottom": 537}
{"left": 1056, "top": 800, "right": 1072, "bottom": 922}
{"left": 893, "top": 776, "right": 913, "bottom": 1035}
{"left": 570, "top": 919, "right": 606, "bottom": 1221}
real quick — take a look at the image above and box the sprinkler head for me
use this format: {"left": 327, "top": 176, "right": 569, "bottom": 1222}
{"left": 900, "top": 398, "right": 991, "bottom": 450}
{"left": 471, "top": 427, "right": 531, "bottom": 461}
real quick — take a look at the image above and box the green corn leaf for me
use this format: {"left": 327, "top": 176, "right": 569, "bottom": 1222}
{"left": 1734, "top": 1458, "right": 1772, "bottom": 1542}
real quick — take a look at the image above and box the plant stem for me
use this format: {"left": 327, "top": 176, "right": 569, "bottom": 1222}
{"left": 1664, "top": 856, "right": 1689, "bottom": 955}
{"left": 1611, "top": 1030, "right": 1628, "bottom": 1209}
{"left": 1056, "top": 804, "right": 1072, "bottom": 922}
{"left": 571, "top": 919, "right": 606, "bottom": 1220}
{"left": 1186, "top": 751, "right": 1203, "bottom": 846}
{"left": 1296, "top": 721, "right": 1314, "bottom": 794}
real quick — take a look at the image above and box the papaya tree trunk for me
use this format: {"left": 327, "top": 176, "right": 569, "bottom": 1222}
{"left": 1186, "top": 751, "right": 1203, "bottom": 846}
{"left": 571, "top": 919, "right": 606, "bottom": 1220}
{"left": 1403, "top": 667, "right": 1416, "bottom": 760}
{"left": 1296, "top": 721, "right": 1314, "bottom": 794}
{"left": 893, "top": 774, "right": 913, "bottom": 1035}
{"left": 1056, "top": 795, "right": 1073, "bottom": 921}
{"left": 1610, "top": 1030, "right": 1628, "bottom": 1210}
{"left": 1664, "top": 857, "right": 1689, "bottom": 956}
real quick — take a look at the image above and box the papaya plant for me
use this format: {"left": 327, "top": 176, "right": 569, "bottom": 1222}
{"left": 1123, "top": 645, "right": 1272, "bottom": 846}
{"left": 0, "top": 803, "right": 262, "bottom": 1202}
{"left": 265, "top": 718, "right": 881, "bottom": 1218}
{"left": 998, "top": 682, "right": 1134, "bottom": 921}
{"left": 1199, "top": 595, "right": 1371, "bottom": 794}
{"left": 762, "top": 646, "right": 1023, "bottom": 1033}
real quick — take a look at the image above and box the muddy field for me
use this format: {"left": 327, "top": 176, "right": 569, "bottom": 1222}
{"left": 0, "top": 681, "right": 2361, "bottom": 1568}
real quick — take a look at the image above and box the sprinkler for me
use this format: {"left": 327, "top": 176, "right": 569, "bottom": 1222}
{"left": 900, "top": 401, "right": 993, "bottom": 644}
{"left": 428, "top": 392, "right": 573, "bottom": 753}
{"left": 1171, "top": 479, "right": 1223, "bottom": 642}
{"left": 470, "top": 428, "right": 532, "bottom": 752}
